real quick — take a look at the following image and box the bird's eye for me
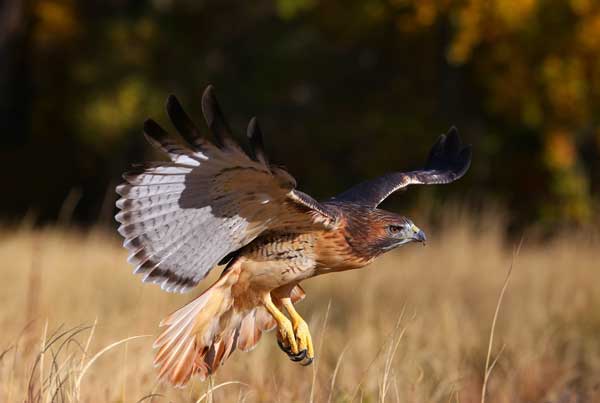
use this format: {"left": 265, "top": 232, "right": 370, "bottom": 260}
{"left": 387, "top": 224, "right": 403, "bottom": 235}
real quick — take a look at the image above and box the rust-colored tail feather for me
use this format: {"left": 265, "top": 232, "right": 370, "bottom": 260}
{"left": 153, "top": 269, "right": 239, "bottom": 387}
{"left": 153, "top": 269, "right": 307, "bottom": 387}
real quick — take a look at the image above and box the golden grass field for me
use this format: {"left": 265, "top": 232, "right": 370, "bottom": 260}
{"left": 1, "top": 213, "right": 599, "bottom": 402}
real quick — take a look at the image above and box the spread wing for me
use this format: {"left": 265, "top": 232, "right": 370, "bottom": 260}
{"left": 333, "top": 127, "right": 471, "bottom": 207}
{"left": 115, "top": 86, "right": 338, "bottom": 293}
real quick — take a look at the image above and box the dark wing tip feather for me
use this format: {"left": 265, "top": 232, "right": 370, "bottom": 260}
{"left": 247, "top": 117, "right": 267, "bottom": 164}
{"left": 201, "top": 84, "right": 230, "bottom": 147}
{"left": 166, "top": 94, "right": 202, "bottom": 148}
{"left": 143, "top": 118, "right": 169, "bottom": 143}
{"left": 444, "top": 127, "right": 460, "bottom": 155}
{"left": 165, "top": 94, "right": 178, "bottom": 110}
{"left": 203, "top": 84, "right": 215, "bottom": 99}
{"left": 425, "top": 126, "right": 471, "bottom": 180}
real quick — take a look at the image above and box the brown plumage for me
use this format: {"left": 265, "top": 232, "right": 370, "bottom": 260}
{"left": 115, "top": 85, "right": 471, "bottom": 387}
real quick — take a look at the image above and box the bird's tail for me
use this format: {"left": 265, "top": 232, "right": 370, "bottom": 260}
{"left": 152, "top": 266, "right": 305, "bottom": 387}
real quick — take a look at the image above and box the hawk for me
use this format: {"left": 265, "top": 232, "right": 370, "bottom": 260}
{"left": 115, "top": 85, "right": 471, "bottom": 387}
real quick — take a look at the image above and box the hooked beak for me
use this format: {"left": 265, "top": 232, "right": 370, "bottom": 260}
{"left": 410, "top": 224, "right": 427, "bottom": 243}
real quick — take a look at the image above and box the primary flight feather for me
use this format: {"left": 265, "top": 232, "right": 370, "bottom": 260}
{"left": 115, "top": 85, "right": 471, "bottom": 386}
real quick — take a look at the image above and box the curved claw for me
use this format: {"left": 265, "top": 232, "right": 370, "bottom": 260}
{"left": 277, "top": 336, "right": 307, "bottom": 362}
{"left": 277, "top": 338, "right": 291, "bottom": 354}
{"left": 300, "top": 356, "right": 314, "bottom": 366}
{"left": 289, "top": 349, "right": 307, "bottom": 362}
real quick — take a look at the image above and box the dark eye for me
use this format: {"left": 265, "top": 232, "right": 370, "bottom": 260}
{"left": 387, "top": 224, "right": 403, "bottom": 235}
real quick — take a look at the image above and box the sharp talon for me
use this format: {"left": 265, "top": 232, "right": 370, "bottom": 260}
{"left": 301, "top": 356, "right": 314, "bottom": 366}
{"left": 277, "top": 338, "right": 291, "bottom": 353}
{"left": 289, "top": 349, "right": 307, "bottom": 362}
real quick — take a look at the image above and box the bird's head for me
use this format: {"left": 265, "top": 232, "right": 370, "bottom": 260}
{"left": 370, "top": 210, "right": 426, "bottom": 251}
{"left": 342, "top": 206, "right": 426, "bottom": 260}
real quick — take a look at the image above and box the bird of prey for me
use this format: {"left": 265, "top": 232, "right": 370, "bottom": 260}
{"left": 115, "top": 85, "right": 471, "bottom": 387}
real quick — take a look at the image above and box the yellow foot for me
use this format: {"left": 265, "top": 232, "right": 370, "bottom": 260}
{"left": 263, "top": 294, "right": 299, "bottom": 355}
{"left": 281, "top": 297, "right": 314, "bottom": 366}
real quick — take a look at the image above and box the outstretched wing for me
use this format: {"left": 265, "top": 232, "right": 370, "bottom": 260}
{"left": 115, "top": 86, "right": 338, "bottom": 293}
{"left": 332, "top": 127, "right": 471, "bottom": 207}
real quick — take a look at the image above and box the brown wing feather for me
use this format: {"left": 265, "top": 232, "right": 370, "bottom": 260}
{"left": 332, "top": 127, "right": 471, "bottom": 208}
{"left": 115, "top": 87, "right": 338, "bottom": 293}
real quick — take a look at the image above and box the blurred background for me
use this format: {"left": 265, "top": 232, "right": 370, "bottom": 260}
{"left": 2, "top": 1, "right": 600, "bottom": 402}
{"left": 2, "top": 0, "right": 600, "bottom": 229}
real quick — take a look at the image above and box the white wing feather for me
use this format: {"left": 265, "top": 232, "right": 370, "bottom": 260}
{"left": 116, "top": 92, "right": 337, "bottom": 293}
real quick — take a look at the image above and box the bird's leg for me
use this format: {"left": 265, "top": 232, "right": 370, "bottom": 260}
{"left": 262, "top": 293, "right": 299, "bottom": 355}
{"left": 281, "top": 297, "right": 314, "bottom": 366}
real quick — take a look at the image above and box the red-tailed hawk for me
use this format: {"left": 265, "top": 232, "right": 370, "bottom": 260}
{"left": 115, "top": 85, "right": 471, "bottom": 387}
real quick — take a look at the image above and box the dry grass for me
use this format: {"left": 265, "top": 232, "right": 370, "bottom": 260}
{"left": 1, "top": 214, "right": 599, "bottom": 402}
